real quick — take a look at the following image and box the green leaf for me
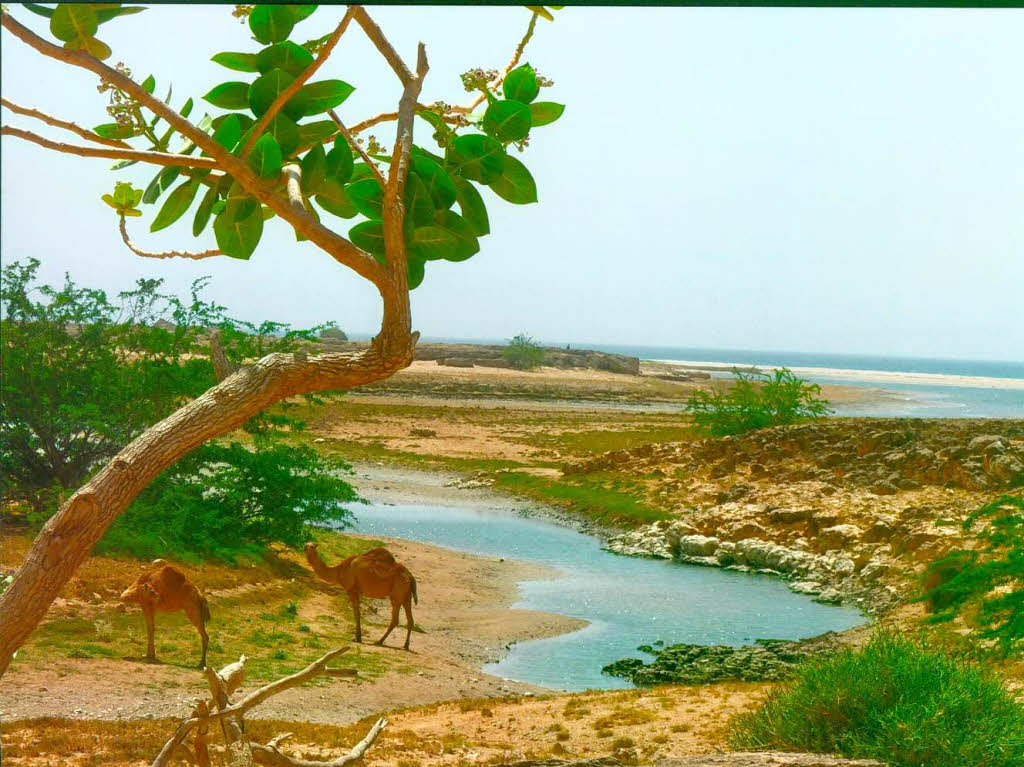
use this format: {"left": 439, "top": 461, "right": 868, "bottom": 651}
{"left": 503, "top": 64, "right": 540, "bottom": 104}
{"left": 408, "top": 225, "right": 458, "bottom": 263}
{"left": 69, "top": 36, "right": 111, "bottom": 60}
{"left": 248, "top": 134, "right": 283, "bottom": 178}
{"left": 483, "top": 100, "right": 532, "bottom": 143}
{"left": 150, "top": 180, "right": 200, "bottom": 232}
{"left": 349, "top": 221, "right": 386, "bottom": 260}
{"left": 93, "top": 122, "right": 139, "bottom": 140}
{"left": 345, "top": 178, "right": 384, "bottom": 220}
{"left": 23, "top": 4, "right": 55, "bottom": 19}
{"left": 141, "top": 74, "right": 156, "bottom": 94}
{"left": 249, "top": 5, "right": 295, "bottom": 45}
{"left": 248, "top": 69, "right": 303, "bottom": 120}
{"left": 211, "top": 51, "right": 260, "bottom": 72}
{"left": 266, "top": 113, "right": 300, "bottom": 156}
{"left": 211, "top": 113, "right": 242, "bottom": 152}
{"left": 529, "top": 101, "right": 564, "bottom": 127}
{"left": 325, "top": 137, "right": 353, "bottom": 184}
{"left": 101, "top": 194, "right": 119, "bottom": 210}
{"left": 203, "top": 82, "right": 250, "bottom": 110}
{"left": 349, "top": 163, "right": 375, "bottom": 182}
{"left": 488, "top": 154, "right": 538, "bottom": 204}
{"left": 113, "top": 182, "right": 134, "bottom": 205}
{"left": 294, "top": 80, "right": 354, "bottom": 118}
{"left": 411, "top": 155, "right": 457, "bottom": 210}
{"left": 193, "top": 184, "right": 218, "bottom": 236}
{"left": 214, "top": 206, "right": 264, "bottom": 259}
{"left": 180, "top": 97, "right": 194, "bottom": 119}
{"left": 297, "top": 120, "right": 336, "bottom": 148}
{"left": 142, "top": 166, "right": 182, "bottom": 204}
{"left": 315, "top": 179, "right": 357, "bottom": 219}
{"left": 453, "top": 177, "right": 490, "bottom": 236}
{"left": 290, "top": 5, "right": 317, "bottom": 22}
{"left": 95, "top": 5, "right": 146, "bottom": 24}
{"left": 223, "top": 181, "right": 259, "bottom": 221}
{"left": 50, "top": 4, "right": 97, "bottom": 42}
{"left": 405, "top": 173, "right": 435, "bottom": 227}
{"left": 110, "top": 159, "right": 137, "bottom": 170}
{"left": 300, "top": 144, "right": 328, "bottom": 195}
{"left": 407, "top": 254, "right": 426, "bottom": 290}
{"left": 256, "top": 41, "right": 314, "bottom": 76}
{"left": 429, "top": 210, "right": 479, "bottom": 262}
{"left": 446, "top": 134, "right": 505, "bottom": 184}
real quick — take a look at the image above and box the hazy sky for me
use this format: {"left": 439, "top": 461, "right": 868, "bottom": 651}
{"left": 2, "top": 5, "right": 1022, "bottom": 361}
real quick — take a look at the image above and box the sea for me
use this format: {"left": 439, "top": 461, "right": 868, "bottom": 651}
{"left": 407, "top": 336, "right": 1024, "bottom": 420}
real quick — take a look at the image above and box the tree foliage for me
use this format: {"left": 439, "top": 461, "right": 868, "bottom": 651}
{"left": 919, "top": 494, "right": 1024, "bottom": 654}
{"left": 1, "top": 259, "right": 358, "bottom": 559}
{"left": 502, "top": 331, "right": 546, "bottom": 370}
{"left": 685, "top": 367, "right": 832, "bottom": 437}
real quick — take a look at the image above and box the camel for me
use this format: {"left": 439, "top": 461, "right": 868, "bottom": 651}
{"left": 304, "top": 543, "right": 418, "bottom": 650}
{"left": 120, "top": 561, "right": 211, "bottom": 668}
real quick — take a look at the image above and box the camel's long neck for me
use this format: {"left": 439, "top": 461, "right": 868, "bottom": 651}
{"left": 306, "top": 549, "right": 335, "bottom": 582}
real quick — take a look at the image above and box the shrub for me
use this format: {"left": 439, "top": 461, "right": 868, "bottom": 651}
{"left": 502, "top": 332, "right": 546, "bottom": 370}
{"left": 685, "top": 367, "right": 831, "bottom": 436}
{"left": 728, "top": 631, "right": 1024, "bottom": 767}
{"left": 919, "top": 494, "right": 1024, "bottom": 654}
{"left": 319, "top": 325, "right": 348, "bottom": 341}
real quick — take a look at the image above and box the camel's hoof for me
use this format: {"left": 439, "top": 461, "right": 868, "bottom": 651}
{"left": 144, "top": 657, "right": 160, "bottom": 665}
{"left": 373, "top": 640, "right": 385, "bottom": 646}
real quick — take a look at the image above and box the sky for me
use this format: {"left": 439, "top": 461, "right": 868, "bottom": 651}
{"left": 2, "top": 4, "right": 1023, "bottom": 362}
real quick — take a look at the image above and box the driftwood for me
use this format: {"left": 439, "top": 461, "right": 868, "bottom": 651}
{"left": 151, "top": 647, "right": 384, "bottom": 767}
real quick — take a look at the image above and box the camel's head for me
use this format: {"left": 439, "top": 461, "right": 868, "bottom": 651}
{"left": 303, "top": 542, "right": 319, "bottom": 560}
{"left": 120, "top": 581, "right": 159, "bottom": 606}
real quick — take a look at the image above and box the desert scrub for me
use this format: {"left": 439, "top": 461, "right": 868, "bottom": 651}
{"left": 686, "top": 367, "right": 830, "bottom": 436}
{"left": 728, "top": 631, "right": 1024, "bottom": 767}
{"left": 502, "top": 332, "right": 546, "bottom": 370}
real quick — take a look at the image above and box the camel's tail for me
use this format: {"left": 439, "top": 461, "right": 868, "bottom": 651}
{"left": 410, "top": 575, "right": 418, "bottom": 605}
{"left": 200, "top": 596, "right": 211, "bottom": 624}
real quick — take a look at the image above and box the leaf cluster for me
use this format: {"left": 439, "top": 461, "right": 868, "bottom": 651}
{"left": 919, "top": 494, "right": 1024, "bottom": 654}
{"left": 501, "top": 331, "right": 546, "bottom": 370}
{"left": 685, "top": 367, "right": 832, "bottom": 436}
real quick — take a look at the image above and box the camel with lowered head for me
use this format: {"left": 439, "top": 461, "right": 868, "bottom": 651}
{"left": 120, "top": 560, "right": 210, "bottom": 668}
{"left": 304, "top": 543, "right": 418, "bottom": 650}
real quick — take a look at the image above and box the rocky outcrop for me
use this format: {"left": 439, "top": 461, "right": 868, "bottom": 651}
{"left": 316, "top": 340, "right": 642, "bottom": 375}
{"left": 501, "top": 755, "right": 883, "bottom": 767}
{"left": 602, "top": 636, "right": 840, "bottom": 685}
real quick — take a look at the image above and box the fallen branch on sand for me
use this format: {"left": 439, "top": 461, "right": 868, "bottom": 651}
{"left": 150, "top": 647, "right": 384, "bottom": 767}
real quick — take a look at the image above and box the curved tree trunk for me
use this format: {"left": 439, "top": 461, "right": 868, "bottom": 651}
{"left": 0, "top": 326, "right": 416, "bottom": 677}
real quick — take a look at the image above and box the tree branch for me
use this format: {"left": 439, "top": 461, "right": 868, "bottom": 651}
{"left": 119, "top": 217, "right": 225, "bottom": 261}
{"left": 1, "top": 97, "right": 131, "bottom": 148}
{"left": 452, "top": 10, "right": 540, "bottom": 115}
{"left": 1, "top": 125, "right": 218, "bottom": 169}
{"left": 283, "top": 164, "right": 306, "bottom": 215}
{"left": 251, "top": 719, "right": 387, "bottom": 767}
{"left": 240, "top": 7, "right": 356, "bottom": 159}
{"left": 0, "top": 9, "right": 388, "bottom": 290}
{"left": 352, "top": 6, "right": 413, "bottom": 85}
{"left": 328, "top": 110, "right": 386, "bottom": 188}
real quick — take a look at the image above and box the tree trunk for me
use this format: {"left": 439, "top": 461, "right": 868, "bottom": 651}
{"left": 0, "top": 332, "right": 415, "bottom": 677}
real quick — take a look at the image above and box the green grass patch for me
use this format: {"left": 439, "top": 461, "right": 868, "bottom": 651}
{"left": 728, "top": 631, "right": 1024, "bottom": 767}
{"left": 523, "top": 425, "right": 696, "bottom": 458}
{"left": 494, "top": 472, "right": 670, "bottom": 528}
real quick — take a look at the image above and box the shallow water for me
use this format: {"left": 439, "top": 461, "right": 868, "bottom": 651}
{"left": 350, "top": 504, "right": 865, "bottom": 692}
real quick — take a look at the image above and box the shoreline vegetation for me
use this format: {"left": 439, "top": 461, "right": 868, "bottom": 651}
{"left": 3, "top": 342, "right": 1023, "bottom": 767}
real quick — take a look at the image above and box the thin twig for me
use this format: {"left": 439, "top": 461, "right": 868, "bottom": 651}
{"left": 240, "top": 7, "right": 356, "bottom": 159}
{"left": 119, "top": 217, "right": 224, "bottom": 261}
{"left": 1, "top": 97, "right": 132, "bottom": 148}
{"left": 2, "top": 126, "right": 218, "bottom": 169}
{"left": 328, "top": 110, "right": 386, "bottom": 187}
{"left": 452, "top": 10, "right": 540, "bottom": 115}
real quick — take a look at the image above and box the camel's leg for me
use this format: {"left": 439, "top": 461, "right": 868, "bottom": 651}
{"left": 142, "top": 607, "right": 157, "bottom": 662}
{"left": 184, "top": 602, "right": 209, "bottom": 669}
{"left": 376, "top": 599, "right": 400, "bottom": 646}
{"left": 403, "top": 597, "right": 414, "bottom": 651}
{"left": 348, "top": 590, "right": 362, "bottom": 643}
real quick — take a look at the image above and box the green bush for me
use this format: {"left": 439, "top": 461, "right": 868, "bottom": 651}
{"left": 919, "top": 494, "right": 1024, "bottom": 654}
{"left": 502, "top": 332, "right": 546, "bottom": 370}
{"left": 685, "top": 367, "right": 831, "bottom": 436}
{"left": 97, "top": 438, "right": 361, "bottom": 563}
{"left": 728, "top": 631, "right": 1024, "bottom": 767}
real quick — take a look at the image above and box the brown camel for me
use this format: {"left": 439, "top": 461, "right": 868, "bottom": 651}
{"left": 120, "top": 561, "right": 210, "bottom": 668}
{"left": 304, "top": 543, "right": 418, "bottom": 650}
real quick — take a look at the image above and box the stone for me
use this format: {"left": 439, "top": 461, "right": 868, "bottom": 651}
{"left": 767, "top": 507, "right": 811, "bottom": 524}
{"left": 817, "top": 525, "right": 862, "bottom": 551}
{"left": 969, "top": 434, "right": 1005, "bottom": 451}
{"left": 862, "top": 516, "right": 898, "bottom": 543}
{"left": 870, "top": 481, "right": 899, "bottom": 496}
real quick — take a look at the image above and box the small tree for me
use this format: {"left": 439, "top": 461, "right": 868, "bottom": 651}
{"left": 919, "top": 494, "right": 1024, "bottom": 655}
{"left": 0, "top": 3, "right": 566, "bottom": 674}
{"left": 502, "top": 331, "right": 546, "bottom": 370}
{"left": 685, "top": 367, "right": 832, "bottom": 436}
{"left": 319, "top": 324, "right": 348, "bottom": 341}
